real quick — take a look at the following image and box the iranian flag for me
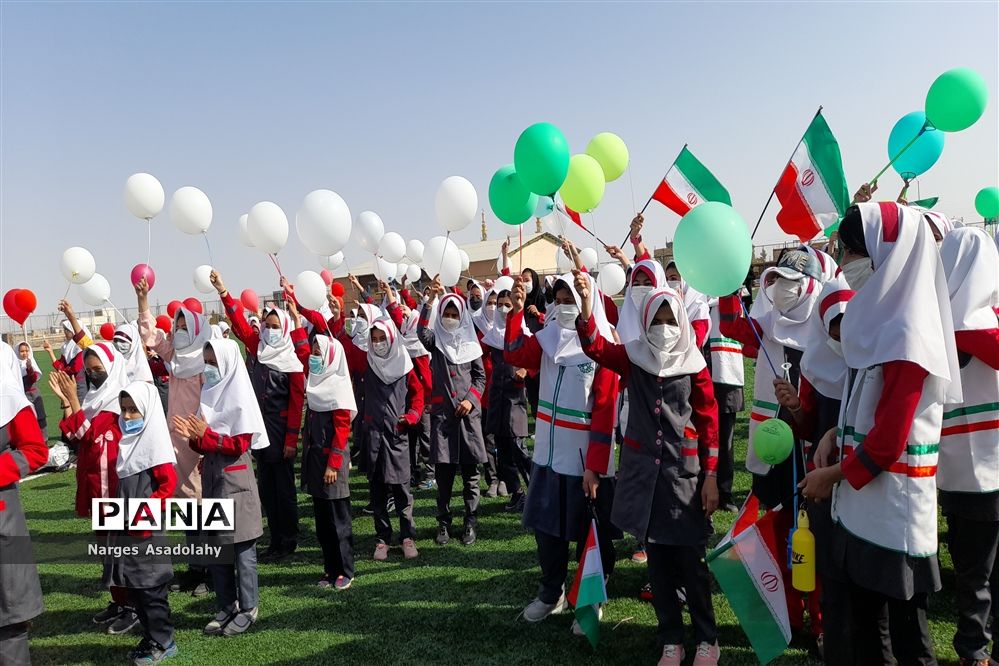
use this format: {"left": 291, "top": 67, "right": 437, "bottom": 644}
{"left": 774, "top": 112, "right": 850, "bottom": 242}
{"left": 707, "top": 494, "right": 791, "bottom": 665}
{"left": 567, "top": 519, "right": 607, "bottom": 649}
{"left": 651, "top": 146, "right": 731, "bottom": 216}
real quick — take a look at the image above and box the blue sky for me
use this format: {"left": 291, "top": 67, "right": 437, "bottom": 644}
{"left": 2, "top": 1, "right": 996, "bottom": 314}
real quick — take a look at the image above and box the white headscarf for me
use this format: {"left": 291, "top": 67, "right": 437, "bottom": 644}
{"left": 481, "top": 277, "right": 527, "bottom": 350}
{"left": 758, "top": 249, "right": 835, "bottom": 351}
{"left": 619, "top": 259, "right": 668, "bottom": 344}
{"left": 923, "top": 210, "right": 960, "bottom": 238}
{"left": 841, "top": 202, "right": 963, "bottom": 403}
{"left": 256, "top": 307, "right": 303, "bottom": 373}
{"left": 60, "top": 319, "right": 91, "bottom": 363}
{"left": 0, "top": 341, "right": 29, "bottom": 426}
{"left": 211, "top": 324, "right": 223, "bottom": 339}
{"left": 624, "top": 288, "right": 706, "bottom": 378}
{"left": 431, "top": 293, "right": 482, "bottom": 365}
{"left": 116, "top": 381, "right": 176, "bottom": 478}
{"left": 800, "top": 274, "right": 854, "bottom": 398}
{"left": 536, "top": 272, "right": 612, "bottom": 366}
{"left": 170, "top": 306, "right": 210, "bottom": 379}
{"left": 79, "top": 342, "right": 129, "bottom": 418}
{"left": 200, "top": 339, "right": 268, "bottom": 450}
{"left": 350, "top": 303, "right": 380, "bottom": 353}
{"left": 113, "top": 322, "right": 154, "bottom": 384}
{"left": 399, "top": 308, "right": 430, "bottom": 358}
{"left": 306, "top": 335, "right": 358, "bottom": 415}
{"left": 17, "top": 342, "right": 40, "bottom": 382}
{"left": 940, "top": 227, "right": 999, "bottom": 332}
{"left": 367, "top": 316, "right": 413, "bottom": 384}
{"left": 218, "top": 321, "right": 230, "bottom": 337}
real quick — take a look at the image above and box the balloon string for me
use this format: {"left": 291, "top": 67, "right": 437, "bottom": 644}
{"left": 22, "top": 325, "right": 28, "bottom": 345}
{"left": 203, "top": 232, "right": 214, "bottom": 266}
{"left": 146, "top": 220, "right": 152, "bottom": 267}
{"left": 437, "top": 231, "right": 450, "bottom": 276}
{"left": 739, "top": 298, "right": 778, "bottom": 377}
{"left": 106, "top": 299, "right": 127, "bottom": 323}
{"left": 63, "top": 283, "right": 72, "bottom": 299}
{"left": 269, "top": 253, "right": 283, "bottom": 279}
{"left": 518, "top": 225, "right": 523, "bottom": 274}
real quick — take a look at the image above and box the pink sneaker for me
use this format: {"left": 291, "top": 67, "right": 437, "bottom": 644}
{"left": 402, "top": 538, "right": 419, "bottom": 559}
{"left": 657, "top": 644, "right": 684, "bottom": 666}
{"left": 692, "top": 641, "right": 720, "bottom": 666}
{"left": 373, "top": 542, "right": 389, "bottom": 561}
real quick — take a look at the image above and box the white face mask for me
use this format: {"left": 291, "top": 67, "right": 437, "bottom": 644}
{"left": 263, "top": 327, "right": 283, "bottom": 346}
{"left": 499, "top": 304, "right": 512, "bottom": 315}
{"left": 442, "top": 318, "right": 460, "bottom": 333}
{"left": 841, "top": 258, "right": 874, "bottom": 291}
{"left": 172, "top": 330, "right": 191, "bottom": 349}
{"left": 771, "top": 278, "right": 802, "bottom": 314}
{"left": 372, "top": 340, "right": 390, "bottom": 357}
{"left": 826, "top": 338, "right": 843, "bottom": 356}
{"left": 114, "top": 340, "right": 132, "bottom": 356}
{"left": 349, "top": 317, "right": 368, "bottom": 338}
{"left": 523, "top": 281, "right": 534, "bottom": 295}
{"left": 483, "top": 304, "right": 496, "bottom": 319}
{"left": 554, "top": 304, "right": 579, "bottom": 329}
{"left": 647, "top": 323, "right": 681, "bottom": 351}
{"left": 666, "top": 279, "right": 682, "bottom": 292}
{"left": 630, "top": 285, "right": 653, "bottom": 308}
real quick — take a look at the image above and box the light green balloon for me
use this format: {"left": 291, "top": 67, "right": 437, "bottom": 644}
{"left": 975, "top": 186, "right": 999, "bottom": 219}
{"left": 558, "top": 154, "right": 605, "bottom": 213}
{"left": 585, "top": 132, "right": 629, "bottom": 182}
{"left": 925, "top": 68, "right": 989, "bottom": 132}
{"left": 754, "top": 418, "right": 794, "bottom": 465}
{"left": 673, "top": 201, "right": 752, "bottom": 297}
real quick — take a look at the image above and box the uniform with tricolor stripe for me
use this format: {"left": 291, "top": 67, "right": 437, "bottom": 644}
{"left": 938, "top": 355, "right": 999, "bottom": 494}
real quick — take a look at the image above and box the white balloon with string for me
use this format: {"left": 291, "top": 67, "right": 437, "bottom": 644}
{"left": 295, "top": 271, "right": 327, "bottom": 310}
{"left": 395, "top": 262, "right": 409, "bottom": 281}
{"left": 406, "top": 264, "right": 423, "bottom": 282}
{"left": 596, "top": 263, "right": 626, "bottom": 295}
{"left": 296, "top": 189, "right": 352, "bottom": 255}
{"left": 375, "top": 257, "right": 397, "bottom": 282}
{"left": 458, "top": 249, "right": 470, "bottom": 271}
{"left": 247, "top": 201, "right": 289, "bottom": 254}
{"left": 170, "top": 186, "right": 213, "bottom": 235}
{"left": 579, "top": 247, "right": 598, "bottom": 270}
{"left": 124, "top": 173, "right": 165, "bottom": 220}
{"left": 238, "top": 214, "right": 255, "bottom": 248}
{"left": 193, "top": 265, "right": 215, "bottom": 294}
{"left": 378, "top": 232, "right": 406, "bottom": 263}
{"left": 319, "top": 252, "right": 344, "bottom": 270}
{"left": 435, "top": 176, "right": 478, "bottom": 232}
{"left": 79, "top": 273, "right": 111, "bottom": 307}
{"left": 406, "top": 239, "right": 424, "bottom": 263}
{"left": 61, "top": 247, "right": 96, "bottom": 285}
{"left": 354, "top": 211, "right": 384, "bottom": 253}
{"left": 422, "top": 235, "right": 461, "bottom": 287}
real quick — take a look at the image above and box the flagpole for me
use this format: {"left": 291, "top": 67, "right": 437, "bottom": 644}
{"left": 750, "top": 106, "right": 823, "bottom": 240}
{"left": 554, "top": 206, "right": 608, "bottom": 247}
{"left": 620, "top": 143, "right": 688, "bottom": 248}
{"left": 867, "top": 122, "right": 930, "bottom": 186}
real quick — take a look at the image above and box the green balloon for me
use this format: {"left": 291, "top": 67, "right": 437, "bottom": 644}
{"left": 755, "top": 418, "right": 794, "bottom": 466}
{"left": 925, "top": 68, "right": 989, "bottom": 132}
{"left": 514, "top": 123, "right": 570, "bottom": 196}
{"left": 558, "top": 154, "right": 605, "bottom": 213}
{"left": 489, "top": 164, "right": 539, "bottom": 226}
{"left": 585, "top": 132, "right": 629, "bottom": 182}
{"left": 673, "top": 202, "right": 752, "bottom": 297}
{"left": 976, "top": 187, "right": 999, "bottom": 219}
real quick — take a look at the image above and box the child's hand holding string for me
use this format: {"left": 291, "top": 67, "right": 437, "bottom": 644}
{"left": 510, "top": 277, "right": 526, "bottom": 314}
{"left": 573, "top": 270, "right": 592, "bottom": 322}
{"left": 210, "top": 271, "right": 227, "bottom": 297}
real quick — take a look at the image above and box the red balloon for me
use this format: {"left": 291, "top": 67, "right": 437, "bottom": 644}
{"left": 99, "top": 323, "right": 116, "bottom": 341}
{"left": 320, "top": 269, "right": 334, "bottom": 286}
{"left": 240, "top": 289, "right": 260, "bottom": 313}
{"left": 331, "top": 282, "right": 345, "bottom": 298}
{"left": 155, "top": 314, "right": 172, "bottom": 333}
{"left": 167, "top": 300, "right": 183, "bottom": 318}
{"left": 13, "top": 289, "right": 36, "bottom": 315}
{"left": 183, "top": 298, "right": 203, "bottom": 314}
{"left": 131, "top": 264, "right": 156, "bottom": 291}
{"left": 3, "top": 289, "right": 28, "bottom": 325}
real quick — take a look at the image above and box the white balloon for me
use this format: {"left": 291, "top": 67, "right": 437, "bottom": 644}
{"left": 406, "top": 239, "right": 425, "bottom": 263}
{"left": 296, "top": 189, "right": 352, "bottom": 255}
{"left": 435, "top": 175, "right": 478, "bottom": 232}
{"left": 493, "top": 276, "right": 515, "bottom": 293}
{"left": 422, "top": 236, "right": 462, "bottom": 287}
{"left": 579, "top": 247, "right": 599, "bottom": 270}
{"left": 374, "top": 257, "right": 396, "bottom": 282}
{"left": 237, "top": 214, "right": 255, "bottom": 248}
{"left": 170, "top": 186, "right": 213, "bottom": 235}
{"left": 556, "top": 248, "right": 574, "bottom": 273}
{"left": 354, "top": 211, "right": 384, "bottom": 253}
{"left": 79, "top": 273, "right": 111, "bottom": 306}
{"left": 406, "top": 264, "right": 423, "bottom": 282}
{"left": 295, "top": 270, "right": 327, "bottom": 310}
{"left": 247, "top": 201, "right": 289, "bottom": 254}
{"left": 395, "top": 262, "right": 409, "bottom": 281}
{"left": 596, "top": 263, "right": 627, "bottom": 296}
{"left": 319, "top": 252, "right": 344, "bottom": 270}
{"left": 458, "top": 249, "right": 470, "bottom": 272}
{"left": 193, "top": 265, "right": 215, "bottom": 294}
{"left": 123, "top": 173, "right": 165, "bottom": 220}
{"left": 378, "top": 231, "right": 407, "bottom": 263}
{"left": 60, "top": 246, "right": 96, "bottom": 284}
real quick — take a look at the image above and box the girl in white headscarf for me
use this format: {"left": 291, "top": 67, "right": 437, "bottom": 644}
{"left": 16, "top": 341, "right": 46, "bottom": 430}
{"left": 800, "top": 202, "right": 963, "bottom": 665}
{"left": 42, "top": 300, "right": 93, "bottom": 402}
{"left": 112, "top": 322, "right": 154, "bottom": 384}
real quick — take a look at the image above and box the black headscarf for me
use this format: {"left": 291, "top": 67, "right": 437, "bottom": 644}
{"left": 837, "top": 205, "right": 868, "bottom": 257}
{"left": 521, "top": 268, "right": 547, "bottom": 312}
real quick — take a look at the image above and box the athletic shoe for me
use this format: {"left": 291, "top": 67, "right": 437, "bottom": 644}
{"left": 128, "top": 638, "right": 152, "bottom": 660}
{"left": 221, "top": 607, "right": 258, "bottom": 637}
{"left": 692, "top": 641, "right": 720, "bottom": 666}
{"left": 571, "top": 605, "right": 603, "bottom": 636}
{"left": 373, "top": 542, "right": 389, "bottom": 561}
{"left": 334, "top": 576, "right": 353, "bottom": 591}
{"left": 92, "top": 602, "right": 124, "bottom": 625}
{"left": 203, "top": 608, "right": 237, "bottom": 636}
{"left": 107, "top": 609, "right": 140, "bottom": 635}
{"left": 631, "top": 544, "right": 648, "bottom": 564}
{"left": 497, "top": 481, "right": 509, "bottom": 497}
{"left": 191, "top": 582, "right": 211, "bottom": 597}
{"left": 401, "top": 538, "right": 419, "bottom": 559}
{"left": 133, "top": 641, "right": 178, "bottom": 665}
{"left": 639, "top": 582, "right": 653, "bottom": 601}
{"left": 419, "top": 479, "right": 437, "bottom": 491}
{"left": 522, "top": 595, "right": 568, "bottom": 623}
{"left": 461, "top": 525, "right": 476, "bottom": 546}
{"left": 657, "top": 644, "right": 684, "bottom": 666}
{"left": 317, "top": 575, "right": 332, "bottom": 590}
{"left": 958, "top": 660, "right": 990, "bottom": 666}
{"left": 504, "top": 492, "right": 526, "bottom": 512}
{"left": 484, "top": 480, "right": 499, "bottom": 498}
{"left": 436, "top": 524, "right": 450, "bottom": 546}
{"left": 266, "top": 544, "right": 297, "bottom": 562}
{"left": 720, "top": 502, "right": 739, "bottom": 513}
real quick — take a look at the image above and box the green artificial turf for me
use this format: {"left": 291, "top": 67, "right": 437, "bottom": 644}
{"left": 19, "top": 353, "right": 961, "bottom": 664}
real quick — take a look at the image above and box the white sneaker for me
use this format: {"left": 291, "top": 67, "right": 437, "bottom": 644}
{"left": 522, "top": 594, "right": 568, "bottom": 622}
{"left": 570, "top": 605, "right": 603, "bottom": 636}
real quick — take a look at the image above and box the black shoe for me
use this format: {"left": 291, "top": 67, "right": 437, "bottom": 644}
{"left": 720, "top": 501, "right": 739, "bottom": 513}
{"left": 132, "top": 640, "right": 178, "bottom": 664}
{"left": 436, "top": 524, "right": 450, "bottom": 546}
{"left": 504, "top": 491, "right": 526, "bottom": 513}
{"left": 92, "top": 602, "right": 124, "bottom": 625}
{"left": 168, "top": 569, "right": 200, "bottom": 593}
{"left": 461, "top": 525, "right": 476, "bottom": 546}
{"left": 268, "top": 544, "right": 297, "bottom": 562}
{"left": 107, "top": 608, "right": 140, "bottom": 635}
{"left": 127, "top": 638, "right": 152, "bottom": 660}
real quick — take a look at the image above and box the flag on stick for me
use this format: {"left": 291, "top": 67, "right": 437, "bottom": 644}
{"left": 650, "top": 146, "right": 731, "bottom": 217}
{"left": 567, "top": 518, "right": 607, "bottom": 649}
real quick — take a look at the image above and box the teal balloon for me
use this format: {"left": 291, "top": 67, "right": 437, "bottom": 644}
{"left": 673, "top": 202, "right": 752, "bottom": 297}
{"left": 887, "top": 112, "right": 944, "bottom": 179}
{"left": 489, "top": 165, "right": 539, "bottom": 226}
{"left": 514, "top": 123, "right": 570, "bottom": 196}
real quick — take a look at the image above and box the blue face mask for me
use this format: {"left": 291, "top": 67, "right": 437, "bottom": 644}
{"left": 308, "top": 355, "right": 324, "bottom": 374}
{"left": 263, "top": 328, "right": 283, "bottom": 346}
{"left": 203, "top": 364, "right": 222, "bottom": 387}
{"left": 122, "top": 418, "right": 144, "bottom": 434}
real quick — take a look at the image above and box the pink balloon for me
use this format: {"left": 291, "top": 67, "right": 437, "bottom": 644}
{"left": 320, "top": 269, "right": 334, "bottom": 286}
{"left": 131, "top": 263, "right": 156, "bottom": 291}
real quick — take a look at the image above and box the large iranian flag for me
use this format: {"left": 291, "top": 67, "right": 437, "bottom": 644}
{"left": 567, "top": 519, "right": 607, "bottom": 649}
{"left": 651, "top": 147, "right": 731, "bottom": 216}
{"left": 707, "top": 494, "right": 791, "bottom": 665}
{"left": 774, "top": 112, "right": 850, "bottom": 241}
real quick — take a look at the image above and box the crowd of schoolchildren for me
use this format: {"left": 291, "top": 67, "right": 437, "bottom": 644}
{"left": 1, "top": 194, "right": 997, "bottom": 666}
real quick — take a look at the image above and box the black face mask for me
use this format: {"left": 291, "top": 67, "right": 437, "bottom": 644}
{"left": 87, "top": 370, "right": 108, "bottom": 388}
{"left": 469, "top": 296, "right": 483, "bottom": 310}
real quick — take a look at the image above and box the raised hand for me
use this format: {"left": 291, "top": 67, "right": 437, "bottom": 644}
{"left": 573, "top": 269, "right": 591, "bottom": 321}
{"left": 852, "top": 182, "right": 877, "bottom": 204}
{"left": 286, "top": 299, "right": 301, "bottom": 328}
{"left": 629, "top": 214, "right": 644, "bottom": 239}
{"left": 210, "top": 270, "right": 227, "bottom": 296}
{"left": 510, "top": 277, "right": 526, "bottom": 314}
